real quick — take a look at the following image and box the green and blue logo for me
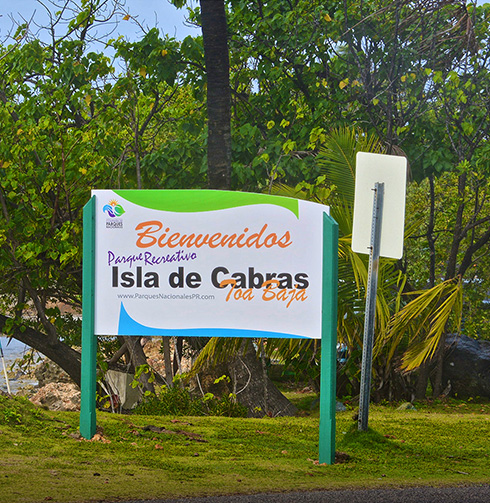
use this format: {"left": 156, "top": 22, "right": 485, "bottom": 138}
{"left": 103, "top": 199, "right": 125, "bottom": 218}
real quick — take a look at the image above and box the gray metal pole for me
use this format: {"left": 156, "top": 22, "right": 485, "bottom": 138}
{"left": 358, "top": 182, "right": 384, "bottom": 432}
{"left": 0, "top": 338, "right": 11, "bottom": 394}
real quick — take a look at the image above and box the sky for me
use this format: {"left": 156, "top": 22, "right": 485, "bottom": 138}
{"left": 1, "top": 1, "right": 488, "bottom": 44}
{"left": 0, "top": 0, "right": 199, "bottom": 43}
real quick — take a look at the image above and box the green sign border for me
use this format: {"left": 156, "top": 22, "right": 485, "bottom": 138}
{"left": 114, "top": 189, "right": 300, "bottom": 218}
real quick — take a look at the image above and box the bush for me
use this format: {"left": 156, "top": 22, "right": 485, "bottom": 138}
{"left": 133, "top": 385, "right": 247, "bottom": 418}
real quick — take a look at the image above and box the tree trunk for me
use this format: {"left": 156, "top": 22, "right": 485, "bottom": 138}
{"left": 0, "top": 314, "right": 82, "bottom": 386}
{"left": 162, "top": 336, "right": 174, "bottom": 386}
{"left": 172, "top": 337, "right": 183, "bottom": 376}
{"left": 200, "top": 0, "right": 231, "bottom": 189}
{"left": 445, "top": 172, "right": 467, "bottom": 281}
{"left": 427, "top": 174, "right": 436, "bottom": 288}
{"left": 199, "top": 0, "right": 295, "bottom": 417}
{"left": 414, "top": 175, "right": 436, "bottom": 400}
{"left": 431, "top": 172, "right": 466, "bottom": 396}
{"left": 414, "top": 362, "right": 430, "bottom": 400}
{"left": 227, "top": 342, "right": 297, "bottom": 417}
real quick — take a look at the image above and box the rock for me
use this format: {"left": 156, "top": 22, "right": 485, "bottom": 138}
{"left": 15, "top": 384, "right": 36, "bottom": 398}
{"left": 443, "top": 334, "right": 490, "bottom": 399}
{"left": 397, "top": 402, "right": 416, "bottom": 411}
{"left": 336, "top": 401, "right": 347, "bottom": 412}
{"left": 34, "top": 360, "right": 72, "bottom": 387}
{"left": 30, "top": 382, "right": 81, "bottom": 411}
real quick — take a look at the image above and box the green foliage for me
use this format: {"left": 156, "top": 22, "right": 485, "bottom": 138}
{"left": 316, "top": 126, "right": 384, "bottom": 229}
{"left": 385, "top": 278, "right": 463, "bottom": 371}
{"left": 131, "top": 364, "right": 156, "bottom": 392}
{"left": 0, "top": 28, "right": 113, "bottom": 345}
{"left": 3, "top": 408, "right": 22, "bottom": 425}
{"left": 404, "top": 169, "right": 490, "bottom": 341}
{"left": 222, "top": 0, "right": 348, "bottom": 188}
{"left": 0, "top": 395, "right": 47, "bottom": 431}
{"left": 268, "top": 123, "right": 488, "bottom": 398}
{"left": 133, "top": 385, "right": 247, "bottom": 418}
{"left": 1, "top": 0, "right": 490, "bottom": 402}
{"left": 190, "top": 337, "right": 246, "bottom": 376}
{"left": 0, "top": 2, "right": 207, "bottom": 366}
{"left": 268, "top": 127, "right": 399, "bottom": 390}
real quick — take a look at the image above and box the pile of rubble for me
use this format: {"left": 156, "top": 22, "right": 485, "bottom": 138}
{"left": 29, "top": 360, "right": 81, "bottom": 412}
{"left": 26, "top": 337, "right": 192, "bottom": 412}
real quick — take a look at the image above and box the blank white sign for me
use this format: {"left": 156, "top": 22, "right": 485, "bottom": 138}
{"left": 351, "top": 152, "right": 407, "bottom": 259}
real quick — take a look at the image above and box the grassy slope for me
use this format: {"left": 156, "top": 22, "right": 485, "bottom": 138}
{"left": 0, "top": 394, "right": 489, "bottom": 503}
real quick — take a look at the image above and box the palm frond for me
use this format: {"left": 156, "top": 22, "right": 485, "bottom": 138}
{"left": 269, "top": 183, "right": 310, "bottom": 201}
{"left": 330, "top": 199, "right": 354, "bottom": 237}
{"left": 384, "top": 277, "right": 463, "bottom": 370}
{"left": 190, "top": 337, "right": 249, "bottom": 375}
{"left": 263, "top": 338, "right": 315, "bottom": 363}
{"left": 317, "top": 127, "right": 384, "bottom": 203}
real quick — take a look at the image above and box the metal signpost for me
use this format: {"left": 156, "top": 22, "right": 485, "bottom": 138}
{"left": 352, "top": 153, "right": 407, "bottom": 432}
{"left": 0, "top": 338, "right": 12, "bottom": 394}
{"left": 358, "top": 182, "right": 384, "bottom": 431}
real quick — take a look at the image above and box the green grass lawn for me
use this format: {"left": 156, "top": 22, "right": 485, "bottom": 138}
{"left": 1, "top": 393, "right": 489, "bottom": 503}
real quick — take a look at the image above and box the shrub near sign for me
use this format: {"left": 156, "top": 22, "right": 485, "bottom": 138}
{"left": 81, "top": 190, "right": 338, "bottom": 464}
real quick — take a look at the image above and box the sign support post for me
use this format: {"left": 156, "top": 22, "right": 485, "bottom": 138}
{"left": 358, "top": 182, "right": 384, "bottom": 432}
{"left": 80, "top": 196, "right": 97, "bottom": 439}
{"left": 352, "top": 152, "right": 407, "bottom": 432}
{"left": 319, "top": 213, "right": 338, "bottom": 464}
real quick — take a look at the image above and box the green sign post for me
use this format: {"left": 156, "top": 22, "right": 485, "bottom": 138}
{"left": 80, "top": 196, "right": 97, "bottom": 439}
{"left": 80, "top": 191, "right": 338, "bottom": 463}
{"left": 319, "top": 213, "right": 338, "bottom": 464}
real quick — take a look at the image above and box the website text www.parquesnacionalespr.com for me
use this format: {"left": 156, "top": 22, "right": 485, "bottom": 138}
{"left": 117, "top": 292, "right": 216, "bottom": 301}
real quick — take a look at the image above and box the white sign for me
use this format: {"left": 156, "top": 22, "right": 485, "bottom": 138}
{"left": 351, "top": 152, "right": 407, "bottom": 259}
{"left": 92, "top": 190, "right": 330, "bottom": 339}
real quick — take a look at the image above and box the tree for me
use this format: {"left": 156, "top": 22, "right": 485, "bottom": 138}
{"left": 310, "top": 0, "right": 490, "bottom": 398}
{"left": 107, "top": 28, "right": 206, "bottom": 388}
{"left": 200, "top": 0, "right": 232, "bottom": 189}
{"left": 0, "top": 4, "right": 117, "bottom": 385}
{"left": 267, "top": 127, "right": 409, "bottom": 401}
{"left": 0, "top": 1, "right": 204, "bottom": 387}
{"left": 184, "top": 0, "right": 298, "bottom": 416}
{"left": 2, "top": 0, "right": 489, "bottom": 405}
{"left": 225, "top": 0, "right": 342, "bottom": 189}
{"left": 383, "top": 2, "right": 490, "bottom": 397}
{"left": 336, "top": 1, "right": 475, "bottom": 144}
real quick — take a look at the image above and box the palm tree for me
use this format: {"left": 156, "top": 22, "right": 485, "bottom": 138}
{"left": 192, "top": 127, "right": 465, "bottom": 403}
{"left": 191, "top": 127, "right": 400, "bottom": 398}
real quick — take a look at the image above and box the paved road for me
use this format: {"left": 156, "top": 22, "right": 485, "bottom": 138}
{"left": 118, "top": 485, "right": 490, "bottom": 503}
